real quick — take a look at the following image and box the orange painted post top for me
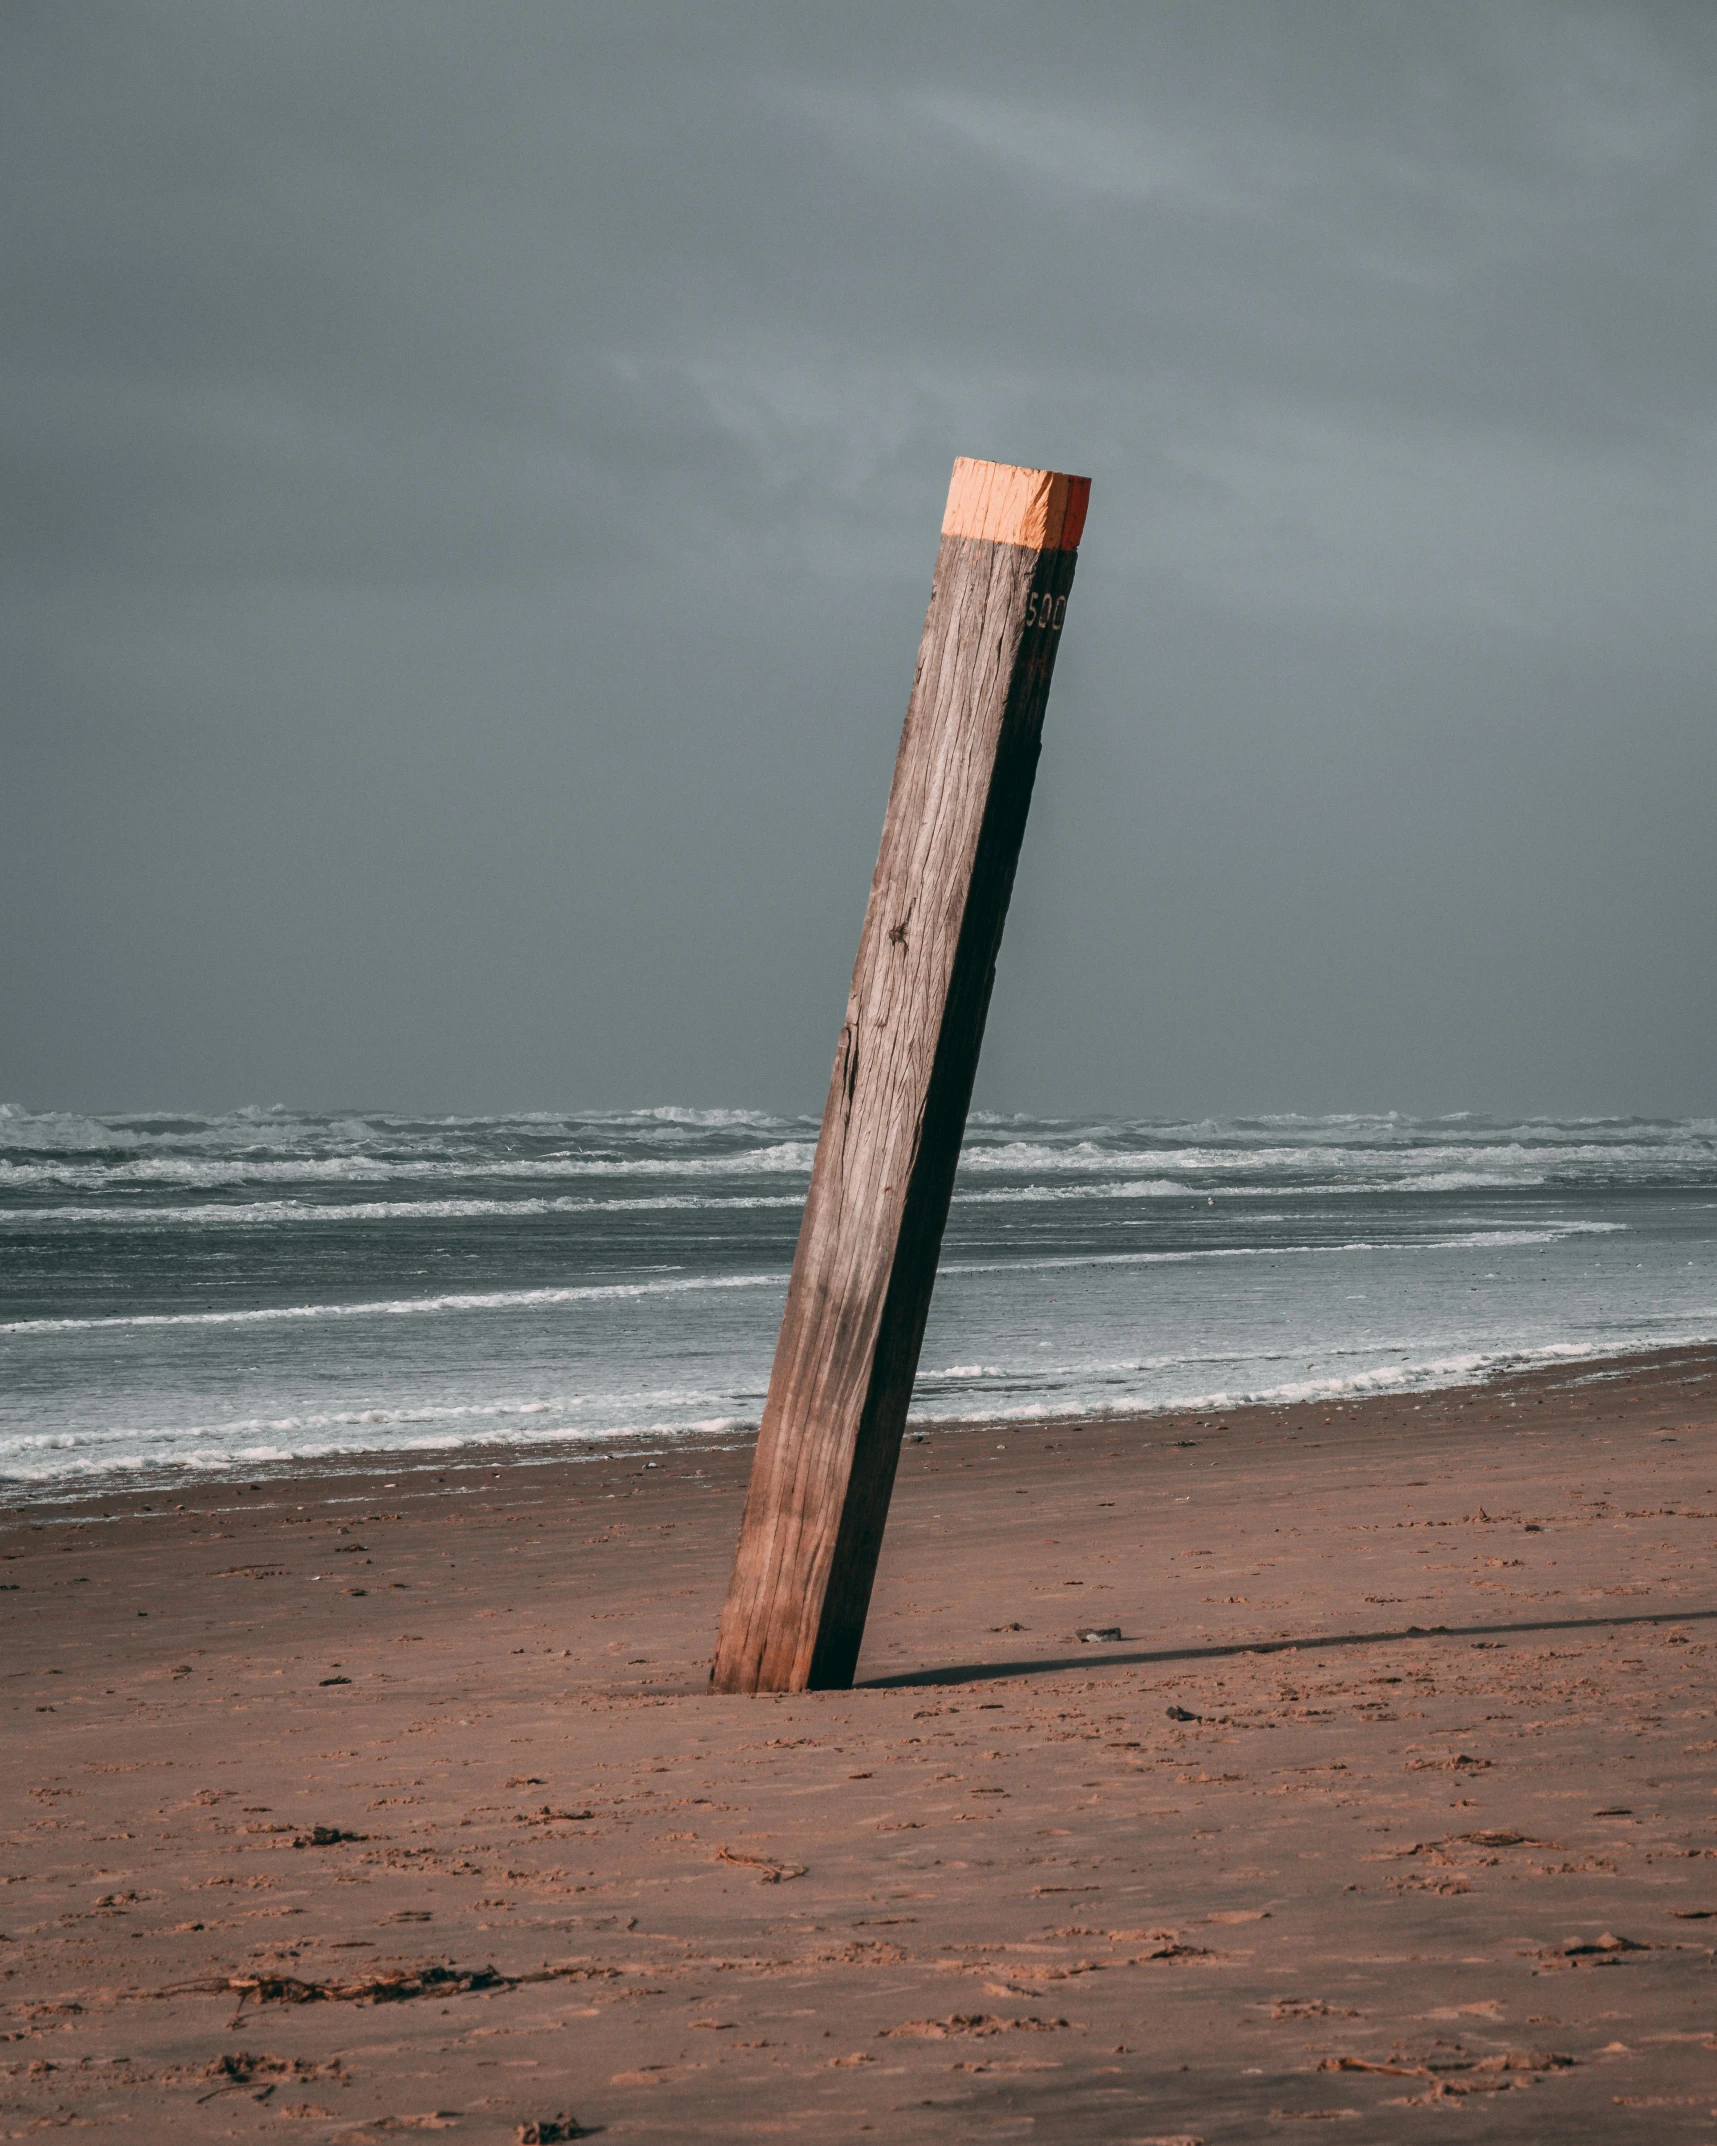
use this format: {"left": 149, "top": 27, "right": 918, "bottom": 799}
{"left": 940, "top": 456, "right": 1091, "bottom": 552}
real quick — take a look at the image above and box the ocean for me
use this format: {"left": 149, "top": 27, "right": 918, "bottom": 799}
{"left": 3, "top": 1105, "right": 1715, "bottom": 1498}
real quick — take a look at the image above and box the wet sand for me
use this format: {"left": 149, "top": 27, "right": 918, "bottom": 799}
{"left": 6, "top": 1346, "right": 1717, "bottom": 2142}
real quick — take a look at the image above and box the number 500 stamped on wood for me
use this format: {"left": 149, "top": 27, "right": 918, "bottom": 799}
{"left": 712, "top": 456, "right": 1092, "bottom": 1694}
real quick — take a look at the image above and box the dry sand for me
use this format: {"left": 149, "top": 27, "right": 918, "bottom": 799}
{"left": 6, "top": 1346, "right": 1717, "bottom": 2142}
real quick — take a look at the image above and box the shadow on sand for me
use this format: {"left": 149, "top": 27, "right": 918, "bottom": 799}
{"left": 859, "top": 1604, "right": 1717, "bottom": 1690}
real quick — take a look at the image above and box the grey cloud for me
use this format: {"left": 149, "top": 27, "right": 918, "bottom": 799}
{"left": 3, "top": 1, "right": 1714, "bottom": 1115}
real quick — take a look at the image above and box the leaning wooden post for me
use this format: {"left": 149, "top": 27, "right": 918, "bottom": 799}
{"left": 711, "top": 456, "right": 1091, "bottom": 1694}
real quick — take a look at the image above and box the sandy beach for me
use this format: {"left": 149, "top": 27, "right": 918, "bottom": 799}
{"left": 7, "top": 1345, "right": 1717, "bottom": 2141}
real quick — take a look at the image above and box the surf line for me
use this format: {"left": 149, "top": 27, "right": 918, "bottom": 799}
{"left": 0, "top": 1270, "right": 790, "bottom": 1335}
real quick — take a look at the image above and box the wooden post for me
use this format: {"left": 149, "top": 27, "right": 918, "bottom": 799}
{"left": 711, "top": 456, "right": 1091, "bottom": 1695}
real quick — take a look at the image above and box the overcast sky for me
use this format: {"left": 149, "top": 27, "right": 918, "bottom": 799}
{"left": 5, "top": 2, "right": 1714, "bottom": 1119}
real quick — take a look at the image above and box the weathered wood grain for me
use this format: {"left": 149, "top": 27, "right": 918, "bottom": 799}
{"left": 710, "top": 457, "right": 1091, "bottom": 1694}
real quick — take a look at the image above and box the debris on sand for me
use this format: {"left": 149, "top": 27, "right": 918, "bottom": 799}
{"left": 714, "top": 1844, "right": 806, "bottom": 1883}
{"left": 881, "top": 2012, "right": 1070, "bottom": 2039}
{"left": 1111, "top": 1931, "right": 1214, "bottom": 1962}
{"left": 1317, "top": 2055, "right": 1424, "bottom": 2077}
{"left": 195, "top": 2052, "right": 346, "bottom": 2104}
{"left": 179, "top": 1958, "right": 624, "bottom": 2016}
{"left": 223, "top": 1962, "right": 506, "bottom": 2009}
{"left": 1317, "top": 2046, "right": 1575, "bottom": 2098}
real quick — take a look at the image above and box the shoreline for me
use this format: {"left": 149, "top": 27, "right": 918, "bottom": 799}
{"left": 9, "top": 1333, "right": 1714, "bottom": 1518}
{"left": 6, "top": 1344, "right": 1717, "bottom": 2139}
